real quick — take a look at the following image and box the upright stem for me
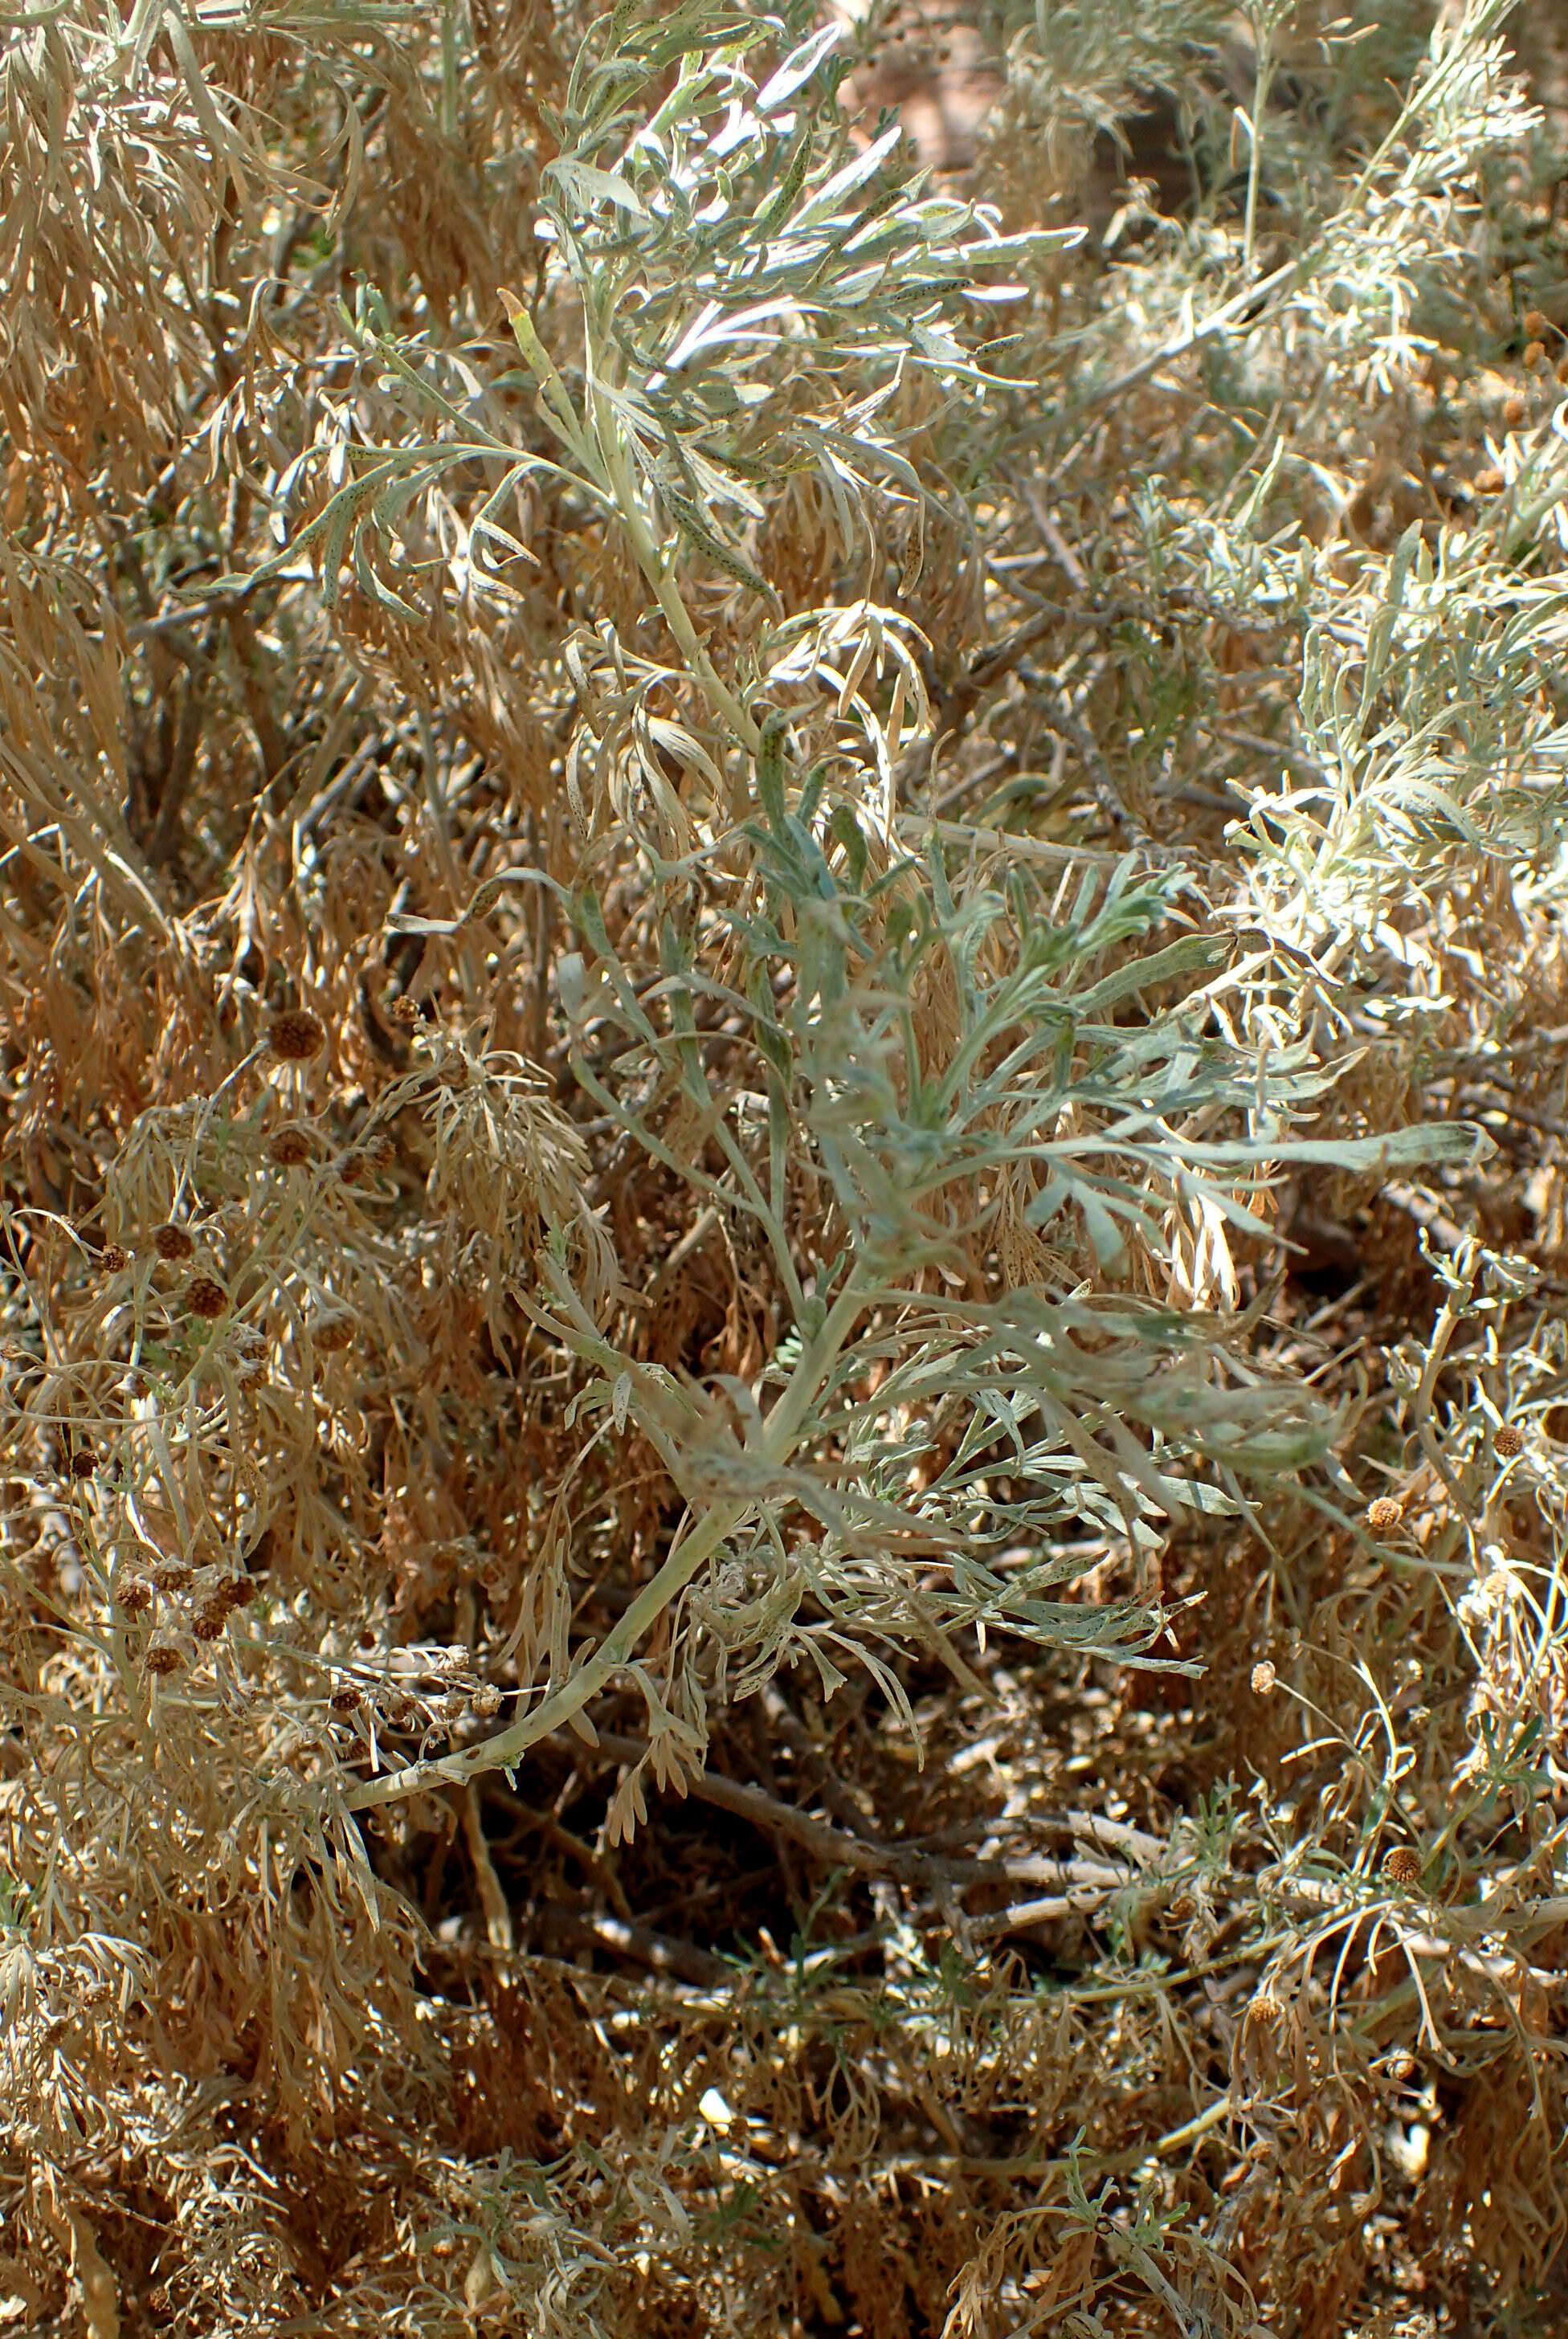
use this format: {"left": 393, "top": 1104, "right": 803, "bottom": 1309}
{"left": 593, "top": 394, "right": 760, "bottom": 761}
{"left": 1243, "top": 31, "right": 1273, "bottom": 284}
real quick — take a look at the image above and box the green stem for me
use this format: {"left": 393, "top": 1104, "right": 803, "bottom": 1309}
{"left": 345, "top": 1278, "right": 865, "bottom": 1813}
{"left": 591, "top": 389, "right": 760, "bottom": 763}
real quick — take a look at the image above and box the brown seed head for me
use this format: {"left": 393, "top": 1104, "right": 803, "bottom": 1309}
{"left": 1248, "top": 1991, "right": 1284, "bottom": 2030}
{"left": 152, "top": 1561, "right": 193, "bottom": 1593}
{"left": 330, "top": 1685, "right": 362, "bottom": 1714}
{"left": 1386, "top": 2049, "right": 1418, "bottom": 2084}
{"left": 1251, "top": 1660, "right": 1276, "bottom": 1696}
{"left": 68, "top": 1448, "right": 96, "bottom": 1481}
{"left": 1524, "top": 338, "right": 1547, "bottom": 369}
{"left": 118, "top": 1577, "right": 153, "bottom": 1616}
{"left": 194, "top": 1602, "right": 229, "bottom": 1640}
{"left": 267, "top": 1125, "right": 313, "bottom": 1167}
{"left": 99, "top": 1243, "right": 129, "bottom": 1274}
{"left": 1524, "top": 308, "right": 1550, "bottom": 337}
{"left": 1366, "top": 1496, "right": 1403, "bottom": 1533}
{"left": 218, "top": 1576, "right": 256, "bottom": 1612}
{"left": 313, "top": 1311, "right": 356, "bottom": 1353}
{"left": 472, "top": 1683, "right": 503, "bottom": 1719}
{"left": 268, "top": 1007, "right": 327, "bottom": 1063}
{"left": 1493, "top": 1423, "right": 1524, "bottom": 1458}
{"left": 1382, "top": 1844, "right": 1422, "bottom": 1887}
{"left": 153, "top": 1223, "right": 195, "bottom": 1262}
{"left": 389, "top": 995, "right": 421, "bottom": 1030}
{"left": 145, "top": 1636, "right": 184, "bottom": 1676}
{"left": 1504, "top": 394, "right": 1529, "bottom": 427}
{"left": 185, "top": 1275, "right": 228, "bottom": 1321}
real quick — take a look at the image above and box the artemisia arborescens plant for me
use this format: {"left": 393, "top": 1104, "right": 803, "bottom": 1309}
{"left": 2, "top": 1, "right": 1562, "bottom": 2332}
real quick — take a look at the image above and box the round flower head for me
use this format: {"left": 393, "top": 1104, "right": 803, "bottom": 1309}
{"left": 267, "top": 1125, "right": 313, "bottom": 1167}
{"left": 267, "top": 1007, "right": 327, "bottom": 1063}
{"left": 185, "top": 1275, "right": 229, "bottom": 1321}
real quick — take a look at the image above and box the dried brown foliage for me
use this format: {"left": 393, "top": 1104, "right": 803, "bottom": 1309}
{"left": 3, "top": 2, "right": 1567, "bottom": 2335}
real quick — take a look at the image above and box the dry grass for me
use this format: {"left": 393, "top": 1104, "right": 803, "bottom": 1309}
{"left": 2, "top": 2, "right": 1567, "bottom": 2333}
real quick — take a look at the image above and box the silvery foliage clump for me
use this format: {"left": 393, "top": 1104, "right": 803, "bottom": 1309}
{"left": 314, "top": 3, "right": 1480, "bottom": 1827}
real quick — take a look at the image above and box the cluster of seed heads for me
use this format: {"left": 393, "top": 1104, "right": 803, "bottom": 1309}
{"left": 193, "top": 1577, "right": 257, "bottom": 1640}
{"left": 339, "top": 1131, "right": 395, "bottom": 1187}
{"left": 327, "top": 1676, "right": 504, "bottom": 1725}
{"left": 120, "top": 1552, "right": 257, "bottom": 1639}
